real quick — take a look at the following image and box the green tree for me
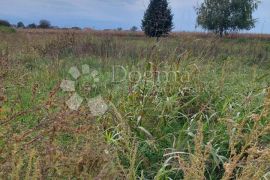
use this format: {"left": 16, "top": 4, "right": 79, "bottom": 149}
{"left": 196, "top": 0, "right": 260, "bottom": 36}
{"left": 130, "top": 26, "right": 138, "bottom": 32}
{"left": 17, "top": 22, "right": 25, "bottom": 28}
{"left": 0, "top": 19, "right": 11, "bottom": 27}
{"left": 116, "top": 27, "right": 123, "bottom": 31}
{"left": 141, "top": 0, "right": 173, "bottom": 39}
{"left": 27, "top": 23, "right": 37, "bottom": 29}
{"left": 39, "top": 19, "right": 51, "bottom": 29}
{"left": 71, "top": 27, "right": 81, "bottom": 30}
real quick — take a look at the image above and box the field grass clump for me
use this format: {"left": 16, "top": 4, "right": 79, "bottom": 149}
{"left": 0, "top": 30, "right": 270, "bottom": 179}
{"left": 0, "top": 26, "right": 16, "bottom": 33}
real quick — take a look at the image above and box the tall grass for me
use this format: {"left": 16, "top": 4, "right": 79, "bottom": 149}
{"left": 0, "top": 30, "right": 270, "bottom": 179}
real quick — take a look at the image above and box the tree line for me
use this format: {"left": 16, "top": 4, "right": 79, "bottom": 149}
{"left": 142, "top": 0, "right": 260, "bottom": 38}
{"left": 0, "top": 19, "right": 140, "bottom": 32}
{"left": 0, "top": 19, "right": 52, "bottom": 29}
{"left": 1, "top": 0, "right": 260, "bottom": 37}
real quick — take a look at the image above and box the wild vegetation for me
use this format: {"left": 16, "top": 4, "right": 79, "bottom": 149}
{"left": 196, "top": 0, "right": 260, "bottom": 36}
{"left": 0, "top": 29, "right": 270, "bottom": 179}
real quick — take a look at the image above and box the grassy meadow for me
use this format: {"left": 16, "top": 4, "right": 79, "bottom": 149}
{"left": 0, "top": 29, "right": 270, "bottom": 179}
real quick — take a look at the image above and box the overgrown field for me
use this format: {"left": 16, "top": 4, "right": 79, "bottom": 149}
{"left": 0, "top": 30, "right": 270, "bottom": 179}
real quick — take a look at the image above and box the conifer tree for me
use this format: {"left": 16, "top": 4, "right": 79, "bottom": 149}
{"left": 142, "top": 0, "right": 173, "bottom": 39}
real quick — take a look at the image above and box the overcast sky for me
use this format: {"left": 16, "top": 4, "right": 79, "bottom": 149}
{"left": 1, "top": 0, "right": 269, "bottom": 33}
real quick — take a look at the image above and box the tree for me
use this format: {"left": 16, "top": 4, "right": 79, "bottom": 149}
{"left": 17, "top": 22, "right": 25, "bottom": 28}
{"left": 71, "top": 27, "right": 81, "bottom": 30}
{"left": 196, "top": 0, "right": 260, "bottom": 36}
{"left": 0, "top": 19, "right": 11, "bottom": 27}
{"left": 27, "top": 23, "right": 37, "bottom": 29}
{"left": 38, "top": 19, "right": 51, "bottom": 29}
{"left": 141, "top": 0, "right": 173, "bottom": 39}
{"left": 116, "top": 27, "right": 123, "bottom": 31}
{"left": 130, "top": 26, "right": 138, "bottom": 32}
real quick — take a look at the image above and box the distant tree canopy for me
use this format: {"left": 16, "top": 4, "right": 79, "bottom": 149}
{"left": 17, "top": 22, "right": 25, "bottom": 28}
{"left": 141, "top": 0, "right": 173, "bottom": 39}
{"left": 27, "top": 23, "right": 37, "bottom": 29}
{"left": 116, "top": 27, "right": 123, "bottom": 31}
{"left": 39, "top": 20, "right": 51, "bottom": 29}
{"left": 130, "top": 26, "right": 138, "bottom": 32}
{"left": 71, "top": 27, "right": 81, "bottom": 30}
{"left": 0, "top": 19, "right": 11, "bottom": 27}
{"left": 196, "top": 0, "right": 260, "bottom": 36}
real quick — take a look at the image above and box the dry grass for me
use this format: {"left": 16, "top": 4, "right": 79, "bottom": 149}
{"left": 0, "top": 29, "right": 270, "bottom": 179}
